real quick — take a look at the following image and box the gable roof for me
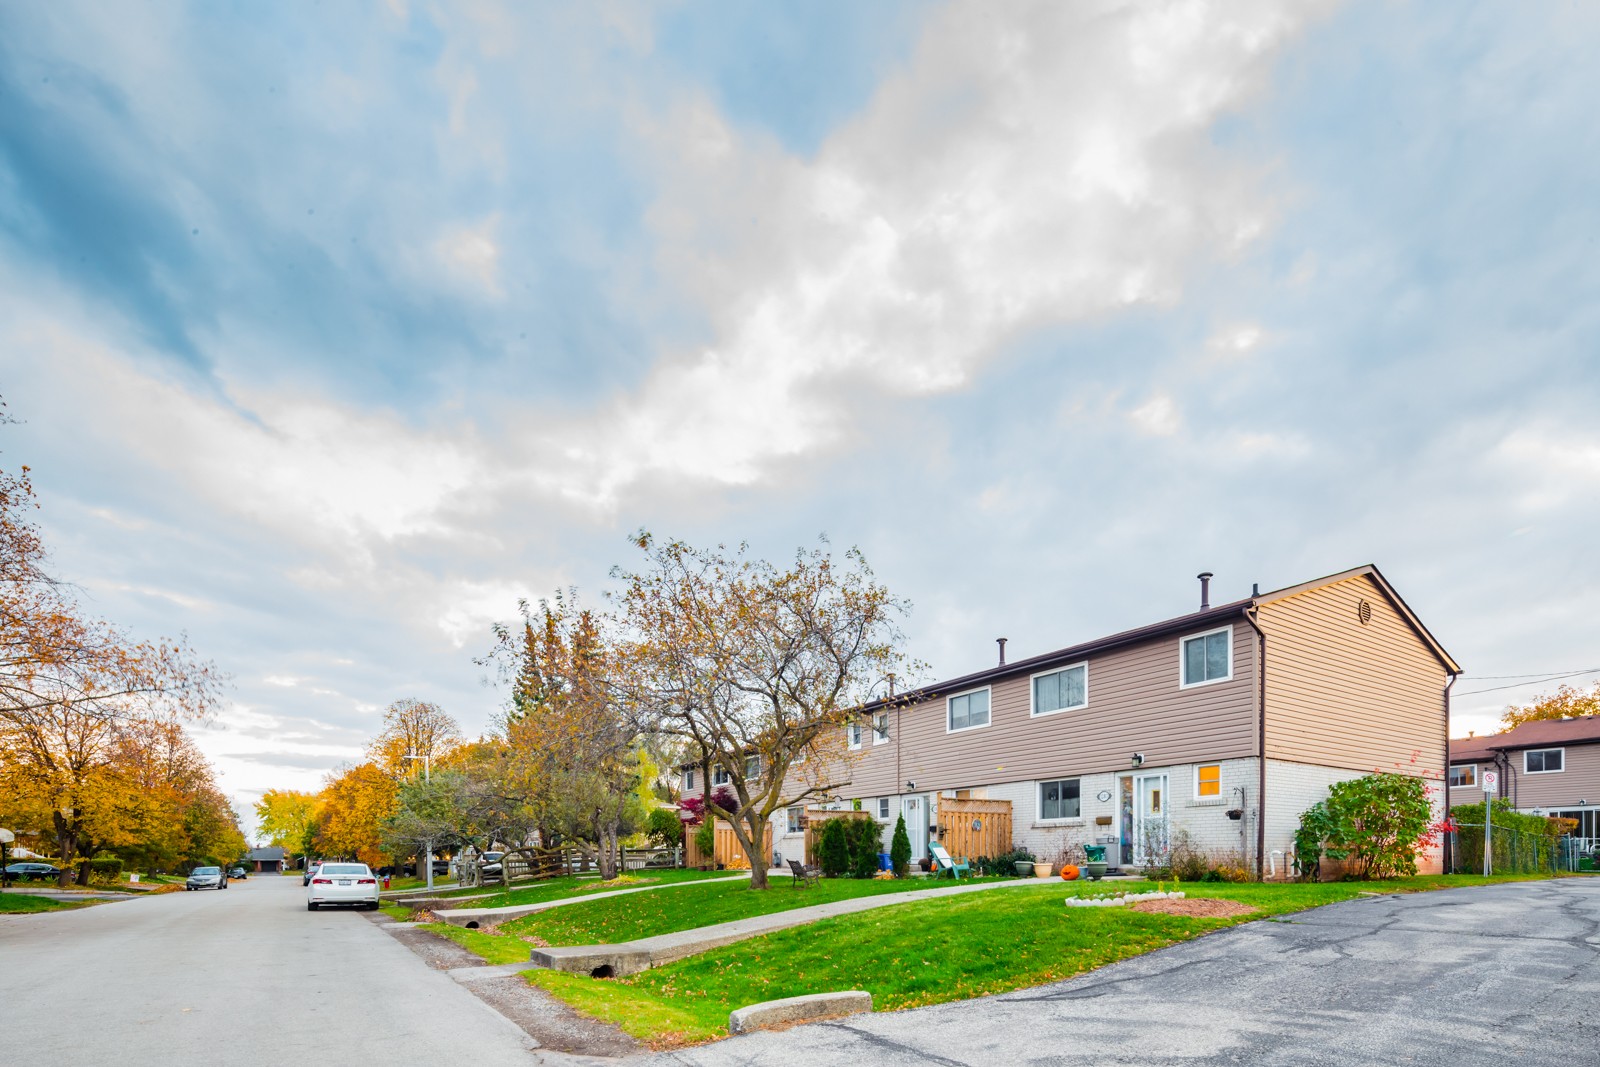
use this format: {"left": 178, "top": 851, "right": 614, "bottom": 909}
{"left": 248, "top": 846, "right": 287, "bottom": 861}
{"left": 1450, "top": 716, "right": 1600, "bottom": 763}
{"left": 1258, "top": 563, "right": 1461, "bottom": 675}
{"left": 864, "top": 563, "right": 1457, "bottom": 715}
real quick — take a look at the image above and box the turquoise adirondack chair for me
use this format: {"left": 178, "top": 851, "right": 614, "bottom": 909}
{"left": 928, "top": 843, "right": 970, "bottom": 879}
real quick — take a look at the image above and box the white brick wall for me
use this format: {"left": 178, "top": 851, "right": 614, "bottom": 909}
{"left": 1263, "top": 759, "right": 1445, "bottom": 878}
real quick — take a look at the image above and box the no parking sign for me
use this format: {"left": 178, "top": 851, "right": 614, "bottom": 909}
{"left": 1482, "top": 770, "right": 1498, "bottom": 794}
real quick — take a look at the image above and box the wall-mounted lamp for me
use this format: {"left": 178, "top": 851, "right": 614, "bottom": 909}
{"left": 905, "top": 781, "right": 917, "bottom": 791}
{"left": 1130, "top": 753, "right": 1145, "bottom": 767}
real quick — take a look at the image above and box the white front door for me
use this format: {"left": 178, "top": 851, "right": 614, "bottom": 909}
{"left": 902, "top": 795, "right": 927, "bottom": 859}
{"left": 1133, "top": 773, "right": 1170, "bottom": 866}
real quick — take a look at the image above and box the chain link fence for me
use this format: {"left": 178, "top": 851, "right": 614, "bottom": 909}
{"left": 1447, "top": 825, "right": 1584, "bottom": 875}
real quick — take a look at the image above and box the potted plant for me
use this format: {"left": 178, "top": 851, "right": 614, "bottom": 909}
{"left": 1034, "top": 861, "right": 1054, "bottom": 878}
{"left": 1013, "top": 858, "right": 1034, "bottom": 877}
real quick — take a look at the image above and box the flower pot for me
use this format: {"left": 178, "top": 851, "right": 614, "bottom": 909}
{"left": 1084, "top": 862, "right": 1108, "bottom": 882}
{"left": 1013, "top": 860, "right": 1034, "bottom": 877}
{"left": 1034, "top": 863, "right": 1054, "bottom": 878}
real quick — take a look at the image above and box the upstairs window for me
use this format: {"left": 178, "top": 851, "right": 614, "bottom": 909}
{"left": 1196, "top": 764, "right": 1221, "bottom": 798}
{"left": 873, "top": 712, "right": 891, "bottom": 744}
{"left": 683, "top": 769, "right": 696, "bottom": 791}
{"left": 1032, "top": 663, "right": 1088, "bottom": 716}
{"left": 1525, "top": 749, "right": 1564, "bottom": 774}
{"left": 847, "top": 722, "right": 863, "bottom": 749}
{"left": 745, "top": 755, "right": 761, "bottom": 780}
{"left": 713, "top": 766, "right": 731, "bottom": 786}
{"left": 1181, "top": 627, "right": 1232, "bottom": 688}
{"left": 1448, "top": 765, "right": 1476, "bottom": 788}
{"left": 947, "top": 688, "right": 991, "bottom": 733}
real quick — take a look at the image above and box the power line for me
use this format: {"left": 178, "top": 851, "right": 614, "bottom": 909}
{"left": 1458, "top": 668, "right": 1600, "bottom": 680}
{"left": 1452, "top": 668, "right": 1600, "bottom": 698}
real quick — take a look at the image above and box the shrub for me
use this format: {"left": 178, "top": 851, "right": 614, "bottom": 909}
{"left": 817, "top": 817, "right": 850, "bottom": 877}
{"left": 646, "top": 807, "right": 683, "bottom": 846}
{"left": 1294, "top": 771, "right": 1437, "bottom": 880}
{"left": 1167, "top": 829, "right": 1208, "bottom": 882}
{"left": 693, "top": 818, "right": 716, "bottom": 862}
{"left": 845, "top": 818, "right": 882, "bottom": 878}
{"left": 988, "top": 847, "right": 1036, "bottom": 877}
{"left": 890, "top": 814, "right": 912, "bottom": 877}
{"left": 88, "top": 853, "right": 123, "bottom": 882}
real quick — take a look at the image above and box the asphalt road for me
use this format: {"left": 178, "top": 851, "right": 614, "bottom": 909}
{"left": 645, "top": 878, "right": 1600, "bottom": 1067}
{"left": 0, "top": 873, "right": 539, "bottom": 1065}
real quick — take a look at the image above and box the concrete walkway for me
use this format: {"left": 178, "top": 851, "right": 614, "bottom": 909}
{"left": 1, "top": 886, "right": 136, "bottom": 900}
{"left": 529, "top": 877, "right": 1045, "bottom": 976}
{"left": 438, "top": 872, "right": 776, "bottom": 927}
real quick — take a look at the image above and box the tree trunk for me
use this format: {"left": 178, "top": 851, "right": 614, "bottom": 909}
{"left": 743, "top": 811, "right": 769, "bottom": 890}
{"left": 53, "top": 810, "right": 79, "bottom": 887}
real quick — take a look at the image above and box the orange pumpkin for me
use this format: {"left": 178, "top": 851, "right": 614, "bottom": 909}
{"left": 1060, "top": 864, "right": 1080, "bottom": 881}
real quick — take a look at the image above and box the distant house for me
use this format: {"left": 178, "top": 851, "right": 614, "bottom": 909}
{"left": 247, "top": 846, "right": 287, "bottom": 873}
{"left": 1450, "top": 717, "right": 1600, "bottom": 852}
{"left": 684, "top": 564, "right": 1460, "bottom": 880}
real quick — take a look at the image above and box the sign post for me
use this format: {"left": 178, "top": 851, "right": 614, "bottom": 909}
{"left": 1481, "top": 771, "right": 1499, "bottom": 876}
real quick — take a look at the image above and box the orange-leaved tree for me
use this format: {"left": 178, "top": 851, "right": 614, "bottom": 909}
{"left": 1501, "top": 682, "right": 1600, "bottom": 731}
{"left": 316, "top": 763, "right": 398, "bottom": 867}
{"left": 615, "top": 534, "right": 916, "bottom": 890}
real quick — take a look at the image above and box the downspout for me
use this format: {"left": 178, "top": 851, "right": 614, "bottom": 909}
{"left": 1442, "top": 672, "right": 1458, "bottom": 872}
{"left": 1243, "top": 605, "right": 1268, "bottom": 881}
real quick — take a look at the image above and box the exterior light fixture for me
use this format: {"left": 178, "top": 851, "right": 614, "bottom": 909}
{"left": 1131, "top": 753, "right": 1145, "bottom": 767}
{"left": 905, "top": 781, "right": 917, "bottom": 791}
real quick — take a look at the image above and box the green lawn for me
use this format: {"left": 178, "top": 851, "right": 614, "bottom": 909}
{"left": 0, "top": 894, "right": 95, "bottom": 913}
{"left": 523, "top": 873, "right": 1571, "bottom": 1047}
{"left": 422, "top": 922, "right": 540, "bottom": 965}
{"left": 503, "top": 874, "right": 1005, "bottom": 947}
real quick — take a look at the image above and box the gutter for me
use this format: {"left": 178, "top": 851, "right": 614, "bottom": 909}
{"left": 1243, "top": 604, "right": 1268, "bottom": 881}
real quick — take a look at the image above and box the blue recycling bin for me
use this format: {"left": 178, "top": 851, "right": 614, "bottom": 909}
{"left": 878, "top": 852, "right": 891, "bottom": 871}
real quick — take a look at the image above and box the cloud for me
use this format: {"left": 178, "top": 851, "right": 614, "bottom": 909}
{"left": 1129, "top": 394, "right": 1183, "bottom": 437}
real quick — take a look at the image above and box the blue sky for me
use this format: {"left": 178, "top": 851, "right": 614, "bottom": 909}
{"left": 4, "top": 1, "right": 1598, "bottom": 833}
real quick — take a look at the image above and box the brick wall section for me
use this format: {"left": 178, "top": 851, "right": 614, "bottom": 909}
{"left": 1264, "top": 759, "right": 1444, "bottom": 878}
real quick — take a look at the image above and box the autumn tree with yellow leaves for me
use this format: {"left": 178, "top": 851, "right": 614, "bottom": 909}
{"left": 1501, "top": 681, "right": 1600, "bottom": 731}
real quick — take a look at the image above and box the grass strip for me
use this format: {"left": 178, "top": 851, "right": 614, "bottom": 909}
{"left": 413, "top": 868, "right": 731, "bottom": 904}
{"left": 504, "top": 874, "right": 1003, "bottom": 946}
{"left": 0, "top": 894, "right": 96, "bottom": 913}
{"left": 523, "top": 873, "right": 1572, "bottom": 1047}
{"left": 420, "top": 922, "right": 533, "bottom": 965}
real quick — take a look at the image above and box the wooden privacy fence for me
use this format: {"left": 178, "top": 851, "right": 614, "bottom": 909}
{"left": 686, "top": 819, "right": 768, "bottom": 870}
{"left": 804, "top": 808, "right": 875, "bottom": 865}
{"left": 936, "top": 798, "right": 1013, "bottom": 861}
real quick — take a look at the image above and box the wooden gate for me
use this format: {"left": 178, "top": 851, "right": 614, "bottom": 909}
{"left": 803, "top": 808, "right": 875, "bottom": 865}
{"left": 936, "top": 798, "right": 1012, "bottom": 861}
{"left": 686, "top": 819, "right": 768, "bottom": 870}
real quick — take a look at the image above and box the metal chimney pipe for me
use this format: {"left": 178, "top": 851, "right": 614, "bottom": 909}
{"left": 1197, "top": 572, "right": 1214, "bottom": 611}
{"left": 997, "top": 637, "right": 1008, "bottom": 666}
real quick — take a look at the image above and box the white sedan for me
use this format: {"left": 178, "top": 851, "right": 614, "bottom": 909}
{"left": 306, "top": 862, "right": 380, "bottom": 911}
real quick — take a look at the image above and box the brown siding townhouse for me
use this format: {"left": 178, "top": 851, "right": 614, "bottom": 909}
{"left": 1450, "top": 717, "right": 1600, "bottom": 852}
{"left": 684, "top": 565, "right": 1459, "bottom": 880}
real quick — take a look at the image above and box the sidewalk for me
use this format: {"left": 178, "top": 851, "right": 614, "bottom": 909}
{"left": 437, "top": 872, "right": 772, "bottom": 927}
{"left": 528, "top": 877, "right": 1046, "bottom": 976}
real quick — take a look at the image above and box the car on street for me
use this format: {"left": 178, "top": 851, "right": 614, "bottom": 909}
{"left": 228, "top": 867, "right": 247, "bottom": 879}
{"left": 3, "top": 862, "right": 61, "bottom": 882}
{"left": 306, "top": 862, "right": 380, "bottom": 911}
{"left": 479, "top": 852, "right": 505, "bottom": 879}
{"left": 302, "top": 861, "right": 324, "bottom": 886}
{"left": 186, "top": 866, "right": 227, "bottom": 891}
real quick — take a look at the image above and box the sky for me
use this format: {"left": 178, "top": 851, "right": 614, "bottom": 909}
{"left": 3, "top": 1, "right": 1598, "bottom": 838}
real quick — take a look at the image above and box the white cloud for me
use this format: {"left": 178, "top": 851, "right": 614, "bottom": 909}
{"left": 527, "top": 0, "right": 1331, "bottom": 503}
{"left": 1129, "top": 393, "right": 1183, "bottom": 437}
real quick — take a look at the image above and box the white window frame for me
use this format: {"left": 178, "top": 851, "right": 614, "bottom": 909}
{"left": 683, "top": 768, "right": 696, "bottom": 791}
{"left": 712, "top": 766, "right": 731, "bottom": 786}
{"left": 877, "top": 797, "right": 890, "bottom": 819}
{"left": 745, "top": 755, "right": 761, "bottom": 780}
{"left": 1029, "top": 661, "right": 1089, "bottom": 717}
{"left": 1037, "top": 777, "right": 1082, "bottom": 822}
{"left": 946, "top": 685, "right": 993, "bottom": 734}
{"left": 785, "top": 806, "right": 802, "bottom": 835}
{"left": 1524, "top": 748, "right": 1564, "bottom": 774}
{"left": 1179, "top": 626, "right": 1234, "bottom": 689}
{"left": 847, "top": 721, "right": 863, "bottom": 750}
{"left": 873, "top": 711, "right": 891, "bottom": 745}
{"left": 1448, "top": 764, "right": 1476, "bottom": 788}
{"left": 1194, "top": 763, "right": 1222, "bottom": 800}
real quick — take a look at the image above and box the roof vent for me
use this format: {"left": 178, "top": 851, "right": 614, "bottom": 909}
{"left": 1197, "top": 572, "right": 1214, "bottom": 612}
{"left": 997, "top": 637, "right": 1008, "bottom": 667}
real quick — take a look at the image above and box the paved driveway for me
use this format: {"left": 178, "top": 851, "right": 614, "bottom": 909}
{"left": 0, "top": 874, "right": 539, "bottom": 1065}
{"left": 646, "top": 879, "right": 1600, "bottom": 1067}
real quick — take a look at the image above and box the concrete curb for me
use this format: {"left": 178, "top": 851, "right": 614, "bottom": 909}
{"left": 528, "top": 877, "right": 1042, "bottom": 976}
{"left": 437, "top": 872, "right": 774, "bottom": 928}
{"left": 729, "top": 991, "right": 872, "bottom": 1034}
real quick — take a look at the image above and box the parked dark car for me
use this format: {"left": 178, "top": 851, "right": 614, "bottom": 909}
{"left": 303, "top": 861, "right": 323, "bottom": 887}
{"left": 3, "top": 862, "right": 61, "bottom": 882}
{"left": 228, "top": 867, "right": 247, "bottom": 879}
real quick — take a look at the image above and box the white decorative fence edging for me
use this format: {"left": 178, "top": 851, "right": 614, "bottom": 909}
{"left": 1063, "top": 890, "right": 1186, "bottom": 908}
